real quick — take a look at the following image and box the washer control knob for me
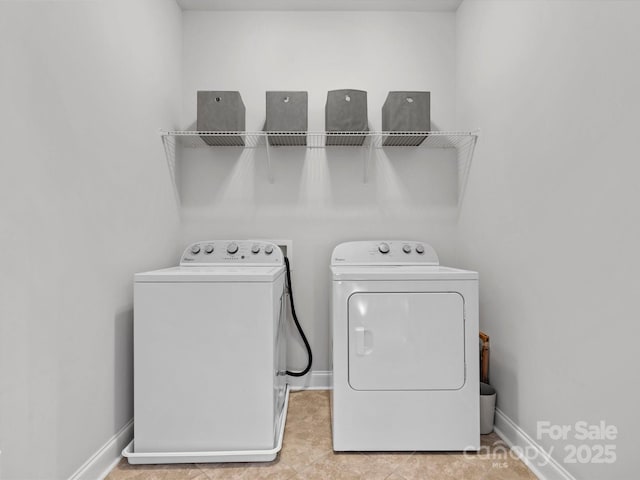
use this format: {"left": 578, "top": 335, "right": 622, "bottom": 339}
{"left": 402, "top": 244, "right": 412, "bottom": 254}
{"left": 190, "top": 245, "right": 201, "bottom": 254}
{"left": 264, "top": 245, "right": 274, "bottom": 255}
{"left": 226, "top": 242, "right": 239, "bottom": 255}
{"left": 204, "top": 244, "right": 214, "bottom": 254}
{"left": 378, "top": 242, "right": 390, "bottom": 254}
{"left": 415, "top": 244, "right": 425, "bottom": 255}
{"left": 251, "top": 244, "right": 261, "bottom": 254}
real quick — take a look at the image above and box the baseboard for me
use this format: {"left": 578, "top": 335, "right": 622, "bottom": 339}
{"left": 67, "top": 372, "right": 329, "bottom": 479}
{"left": 288, "top": 370, "right": 332, "bottom": 390}
{"left": 68, "top": 419, "right": 133, "bottom": 480}
{"left": 494, "top": 408, "right": 575, "bottom": 480}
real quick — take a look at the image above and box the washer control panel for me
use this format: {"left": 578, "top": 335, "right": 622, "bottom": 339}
{"left": 331, "top": 240, "right": 439, "bottom": 266}
{"left": 180, "top": 240, "right": 283, "bottom": 266}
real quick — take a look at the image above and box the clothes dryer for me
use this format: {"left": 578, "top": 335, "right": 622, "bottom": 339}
{"left": 331, "top": 241, "right": 479, "bottom": 451}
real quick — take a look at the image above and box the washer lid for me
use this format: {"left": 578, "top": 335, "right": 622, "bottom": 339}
{"left": 332, "top": 265, "right": 477, "bottom": 281}
{"left": 135, "top": 265, "right": 285, "bottom": 283}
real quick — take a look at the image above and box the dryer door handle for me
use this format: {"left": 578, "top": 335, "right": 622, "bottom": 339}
{"left": 354, "top": 327, "right": 373, "bottom": 355}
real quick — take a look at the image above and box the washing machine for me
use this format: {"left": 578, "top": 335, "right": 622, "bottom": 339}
{"left": 331, "top": 240, "right": 479, "bottom": 451}
{"left": 123, "top": 240, "right": 289, "bottom": 464}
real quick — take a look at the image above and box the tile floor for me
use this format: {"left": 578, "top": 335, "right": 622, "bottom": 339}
{"left": 107, "top": 390, "right": 537, "bottom": 480}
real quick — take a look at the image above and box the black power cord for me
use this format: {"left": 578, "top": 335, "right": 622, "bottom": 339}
{"left": 284, "top": 256, "right": 312, "bottom": 377}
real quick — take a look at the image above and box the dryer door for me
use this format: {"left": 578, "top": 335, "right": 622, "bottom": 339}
{"left": 348, "top": 292, "right": 465, "bottom": 391}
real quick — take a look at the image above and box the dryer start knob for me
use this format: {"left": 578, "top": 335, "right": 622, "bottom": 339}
{"left": 415, "top": 244, "right": 425, "bottom": 254}
{"left": 378, "top": 242, "right": 390, "bottom": 254}
{"left": 190, "top": 245, "right": 201, "bottom": 254}
{"left": 227, "top": 242, "right": 239, "bottom": 254}
{"left": 264, "top": 245, "right": 274, "bottom": 255}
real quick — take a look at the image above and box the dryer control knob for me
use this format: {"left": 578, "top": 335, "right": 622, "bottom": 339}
{"left": 402, "top": 244, "right": 412, "bottom": 254}
{"left": 190, "top": 245, "right": 201, "bottom": 254}
{"left": 415, "top": 244, "right": 425, "bottom": 254}
{"left": 251, "top": 244, "right": 261, "bottom": 254}
{"left": 378, "top": 242, "right": 390, "bottom": 254}
{"left": 227, "top": 242, "right": 239, "bottom": 254}
{"left": 264, "top": 245, "right": 274, "bottom": 255}
{"left": 204, "top": 244, "right": 214, "bottom": 254}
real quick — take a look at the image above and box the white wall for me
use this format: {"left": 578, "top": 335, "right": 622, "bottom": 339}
{"left": 0, "top": 1, "right": 182, "bottom": 478}
{"left": 456, "top": 1, "right": 640, "bottom": 478}
{"left": 180, "top": 10, "right": 459, "bottom": 372}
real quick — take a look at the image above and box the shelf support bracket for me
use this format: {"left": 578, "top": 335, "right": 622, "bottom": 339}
{"left": 264, "top": 135, "right": 274, "bottom": 183}
{"left": 457, "top": 133, "right": 479, "bottom": 207}
{"left": 161, "top": 133, "right": 180, "bottom": 206}
{"left": 364, "top": 134, "right": 374, "bottom": 183}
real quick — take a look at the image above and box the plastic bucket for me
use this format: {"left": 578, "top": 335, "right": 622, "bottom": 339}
{"left": 480, "top": 382, "right": 496, "bottom": 434}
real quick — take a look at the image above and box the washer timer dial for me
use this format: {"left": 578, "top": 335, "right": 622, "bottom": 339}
{"left": 378, "top": 242, "right": 390, "bottom": 254}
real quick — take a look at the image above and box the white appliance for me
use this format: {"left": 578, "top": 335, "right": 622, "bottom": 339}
{"left": 331, "top": 240, "right": 479, "bottom": 451}
{"left": 123, "top": 240, "right": 288, "bottom": 464}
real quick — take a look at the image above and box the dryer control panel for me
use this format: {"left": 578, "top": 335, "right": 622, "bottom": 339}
{"left": 331, "top": 240, "right": 439, "bottom": 266}
{"left": 180, "top": 240, "right": 283, "bottom": 266}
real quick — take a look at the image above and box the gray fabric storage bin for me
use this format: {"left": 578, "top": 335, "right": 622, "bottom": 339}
{"left": 266, "top": 91, "right": 308, "bottom": 146}
{"left": 382, "top": 91, "right": 430, "bottom": 146}
{"left": 325, "top": 89, "right": 368, "bottom": 146}
{"left": 197, "top": 91, "right": 245, "bottom": 146}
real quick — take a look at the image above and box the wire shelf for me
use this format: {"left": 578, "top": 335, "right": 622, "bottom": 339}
{"left": 160, "top": 130, "right": 479, "bottom": 206}
{"left": 161, "top": 130, "right": 477, "bottom": 149}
